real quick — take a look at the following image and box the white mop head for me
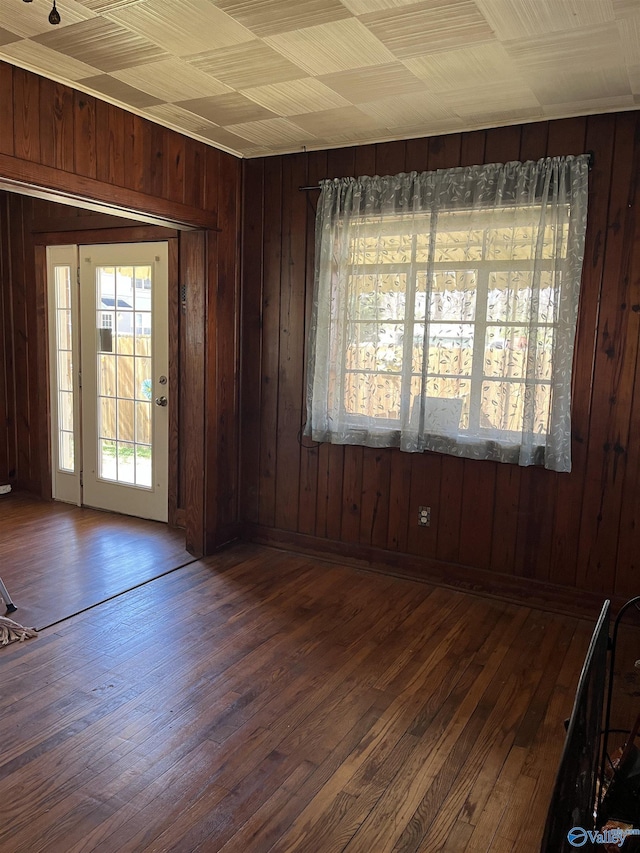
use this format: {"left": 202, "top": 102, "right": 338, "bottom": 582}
{"left": 0, "top": 616, "right": 37, "bottom": 646}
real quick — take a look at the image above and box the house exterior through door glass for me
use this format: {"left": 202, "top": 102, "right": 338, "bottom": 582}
{"left": 47, "top": 242, "right": 169, "bottom": 522}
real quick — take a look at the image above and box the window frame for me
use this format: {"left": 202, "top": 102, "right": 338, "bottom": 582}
{"left": 332, "top": 204, "right": 564, "bottom": 447}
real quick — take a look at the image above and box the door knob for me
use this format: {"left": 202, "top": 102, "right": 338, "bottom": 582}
{"left": 155, "top": 396, "right": 168, "bottom": 407}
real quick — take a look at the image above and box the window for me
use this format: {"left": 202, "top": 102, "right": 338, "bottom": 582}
{"left": 305, "top": 157, "right": 589, "bottom": 472}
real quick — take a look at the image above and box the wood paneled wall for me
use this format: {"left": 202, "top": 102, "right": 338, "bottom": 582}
{"left": 0, "top": 61, "right": 242, "bottom": 553}
{"left": 240, "top": 112, "right": 640, "bottom": 609}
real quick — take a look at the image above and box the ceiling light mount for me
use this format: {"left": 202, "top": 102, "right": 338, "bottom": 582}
{"left": 48, "top": 0, "right": 60, "bottom": 24}
{"left": 21, "top": 0, "right": 61, "bottom": 25}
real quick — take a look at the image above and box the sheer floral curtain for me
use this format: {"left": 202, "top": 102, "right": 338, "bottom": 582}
{"left": 305, "top": 156, "right": 589, "bottom": 472}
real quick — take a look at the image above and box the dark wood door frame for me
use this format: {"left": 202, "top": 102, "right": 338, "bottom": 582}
{"left": 3, "top": 175, "right": 214, "bottom": 559}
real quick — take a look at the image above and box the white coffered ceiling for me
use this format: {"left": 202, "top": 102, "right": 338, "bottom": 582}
{"left": 0, "top": 0, "right": 637, "bottom": 158}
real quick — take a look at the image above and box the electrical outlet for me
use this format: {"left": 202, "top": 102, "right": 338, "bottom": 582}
{"left": 418, "top": 506, "right": 431, "bottom": 527}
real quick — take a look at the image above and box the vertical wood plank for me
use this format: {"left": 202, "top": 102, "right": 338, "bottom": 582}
{"left": 435, "top": 455, "right": 464, "bottom": 565}
{"left": 13, "top": 68, "right": 40, "bottom": 162}
{"left": 164, "top": 130, "right": 185, "bottom": 205}
{"left": 204, "top": 229, "right": 219, "bottom": 547}
{"left": 274, "top": 153, "right": 308, "bottom": 532}
{"left": 460, "top": 130, "right": 486, "bottom": 167}
{"left": 258, "top": 156, "right": 283, "bottom": 528}
{"left": 204, "top": 145, "right": 220, "bottom": 226}
{"left": 33, "top": 243, "right": 50, "bottom": 498}
{"left": 143, "top": 121, "right": 165, "bottom": 198}
{"left": 0, "top": 63, "right": 14, "bottom": 156}
{"left": 167, "top": 237, "right": 180, "bottom": 526}
{"left": 123, "top": 112, "right": 145, "bottom": 193}
{"left": 386, "top": 448, "right": 413, "bottom": 552}
{"left": 183, "top": 140, "right": 205, "bottom": 209}
{"left": 208, "top": 154, "right": 241, "bottom": 547}
{"left": 240, "top": 158, "right": 265, "bottom": 527}
{"left": 39, "top": 79, "right": 74, "bottom": 172}
{"left": 519, "top": 122, "right": 549, "bottom": 163}
{"left": 8, "top": 195, "right": 33, "bottom": 489}
{"left": 96, "top": 102, "right": 125, "bottom": 187}
{"left": 405, "top": 136, "right": 429, "bottom": 172}
{"left": 182, "top": 230, "right": 206, "bottom": 556}
{"left": 73, "top": 91, "right": 96, "bottom": 179}
{"left": 0, "top": 193, "right": 12, "bottom": 483}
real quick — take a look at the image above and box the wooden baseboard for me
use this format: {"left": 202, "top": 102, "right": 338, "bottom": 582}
{"left": 242, "top": 523, "right": 619, "bottom": 620}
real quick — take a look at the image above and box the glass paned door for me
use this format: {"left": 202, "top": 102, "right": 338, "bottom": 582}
{"left": 47, "top": 245, "right": 81, "bottom": 505}
{"left": 80, "top": 243, "right": 168, "bottom": 522}
{"left": 94, "top": 263, "right": 154, "bottom": 488}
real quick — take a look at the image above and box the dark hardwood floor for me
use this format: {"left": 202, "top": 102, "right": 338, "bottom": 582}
{"left": 0, "top": 500, "right": 592, "bottom": 852}
{"left": 0, "top": 493, "right": 192, "bottom": 628}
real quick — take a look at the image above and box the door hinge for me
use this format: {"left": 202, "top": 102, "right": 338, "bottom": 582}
{"left": 77, "top": 267, "right": 80, "bottom": 286}
{"left": 80, "top": 471, "right": 83, "bottom": 487}
{"left": 78, "top": 371, "right": 82, "bottom": 389}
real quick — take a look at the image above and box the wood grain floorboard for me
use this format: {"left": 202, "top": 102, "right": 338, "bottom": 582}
{"left": 0, "top": 545, "right": 592, "bottom": 853}
{"left": 0, "top": 493, "right": 193, "bottom": 628}
{"left": 0, "top": 511, "right": 594, "bottom": 852}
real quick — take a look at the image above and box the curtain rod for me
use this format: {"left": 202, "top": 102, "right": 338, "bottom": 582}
{"left": 297, "top": 152, "right": 594, "bottom": 192}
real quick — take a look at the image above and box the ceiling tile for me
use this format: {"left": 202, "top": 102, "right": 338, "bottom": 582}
{"left": 475, "top": 0, "right": 615, "bottom": 41}
{"left": 265, "top": 17, "right": 395, "bottom": 74}
{"left": 225, "top": 115, "right": 319, "bottom": 146}
{"left": 340, "top": 0, "right": 424, "bottom": 12}
{"left": 358, "top": 91, "right": 454, "bottom": 126}
{"left": 0, "top": 28, "right": 21, "bottom": 46}
{"left": 527, "top": 65, "right": 631, "bottom": 106}
{"left": 360, "top": 0, "right": 496, "bottom": 59}
{"left": 216, "top": 0, "right": 352, "bottom": 37}
{"left": 0, "top": 39, "right": 100, "bottom": 80}
{"left": 112, "top": 60, "right": 233, "bottom": 101}
{"left": 614, "top": 0, "right": 640, "bottom": 18}
{"left": 145, "top": 102, "right": 220, "bottom": 134}
{"left": 289, "top": 104, "right": 387, "bottom": 135}
{"left": 187, "top": 40, "right": 307, "bottom": 88}
{"left": 504, "top": 22, "right": 624, "bottom": 72}
{"left": 106, "top": 0, "right": 255, "bottom": 55}
{"left": 441, "top": 79, "right": 541, "bottom": 117}
{"left": 628, "top": 63, "right": 640, "bottom": 93}
{"left": 80, "top": 72, "right": 163, "bottom": 107}
{"left": 618, "top": 15, "right": 640, "bottom": 64}
{"left": 542, "top": 93, "right": 635, "bottom": 117}
{"left": 404, "top": 43, "right": 525, "bottom": 93}
{"left": 178, "top": 91, "right": 276, "bottom": 124}
{"left": 242, "top": 77, "right": 350, "bottom": 115}
{"left": 32, "top": 17, "right": 168, "bottom": 71}
{"left": 77, "top": 0, "right": 147, "bottom": 10}
{"left": 196, "top": 124, "right": 259, "bottom": 153}
{"left": 318, "top": 62, "right": 424, "bottom": 101}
